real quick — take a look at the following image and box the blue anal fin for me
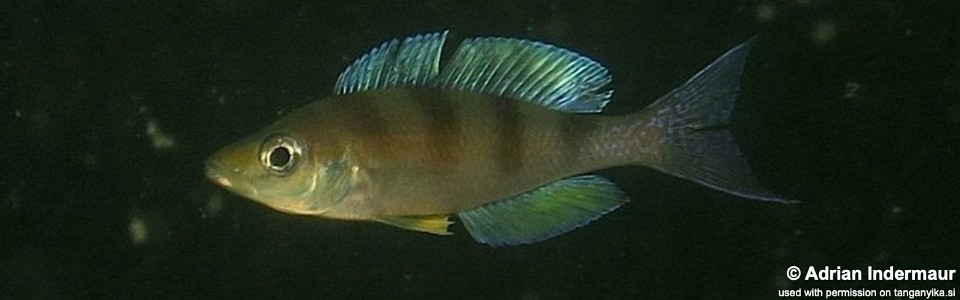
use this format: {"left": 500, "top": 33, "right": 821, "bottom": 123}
{"left": 458, "top": 175, "right": 626, "bottom": 247}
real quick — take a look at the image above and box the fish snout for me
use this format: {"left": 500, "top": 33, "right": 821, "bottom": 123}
{"left": 204, "top": 157, "right": 235, "bottom": 188}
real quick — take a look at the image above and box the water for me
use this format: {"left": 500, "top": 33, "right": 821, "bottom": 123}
{"left": 3, "top": 1, "right": 958, "bottom": 299}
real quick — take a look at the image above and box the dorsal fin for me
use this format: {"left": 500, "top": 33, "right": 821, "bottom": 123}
{"left": 333, "top": 31, "right": 614, "bottom": 113}
{"left": 334, "top": 31, "right": 448, "bottom": 95}
{"left": 435, "top": 37, "right": 612, "bottom": 113}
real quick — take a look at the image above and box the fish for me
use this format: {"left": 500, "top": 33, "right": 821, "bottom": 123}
{"left": 205, "top": 31, "right": 793, "bottom": 247}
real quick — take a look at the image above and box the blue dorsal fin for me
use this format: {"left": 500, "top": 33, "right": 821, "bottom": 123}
{"left": 334, "top": 31, "right": 449, "bottom": 95}
{"left": 333, "top": 32, "right": 614, "bottom": 113}
{"left": 457, "top": 175, "right": 627, "bottom": 247}
{"left": 436, "top": 37, "right": 613, "bottom": 113}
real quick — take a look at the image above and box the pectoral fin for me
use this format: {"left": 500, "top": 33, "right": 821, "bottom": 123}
{"left": 457, "top": 175, "right": 627, "bottom": 247}
{"left": 375, "top": 215, "right": 453, "bottom": 236}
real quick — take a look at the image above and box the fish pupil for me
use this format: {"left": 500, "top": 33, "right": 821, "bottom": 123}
{"left": 269, "top": 146, "right": 292, "bottom": 169}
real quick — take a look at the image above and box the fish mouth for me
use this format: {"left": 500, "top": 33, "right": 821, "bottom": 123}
{"left": 204, "top": 158, "right": 235, "bottom": 189}
{"left": 204, "top": 156, "right": 263, "bottom": 199}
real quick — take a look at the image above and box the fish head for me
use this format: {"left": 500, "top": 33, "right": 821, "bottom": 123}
{"left": 205, "top": 126, "right": 356, "bottom": 216}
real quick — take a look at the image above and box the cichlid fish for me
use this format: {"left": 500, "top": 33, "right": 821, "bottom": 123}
{"left": 205, "top": 31, "right": 792, "bottom": 247}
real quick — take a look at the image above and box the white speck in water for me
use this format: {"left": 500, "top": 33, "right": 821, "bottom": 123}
{"left": 520, "top": 288, "right": 542, "bottom": 300}
{"left": 756, "top": 3, "right": 776, "bottom": 22}
{"left": 773, "top": 247, "right": 789, "bottom": 258}
{"left": 83, "top": 153, "right": 98, "bottom": 166}
{"left": 811, "top": 20, "right": 837, "bottom": 45}
{"left": 29, "top": 112, "right": 51, "bottom": 136}
{"left": 5, "top": 189, "right": 19, "bottom": 211}
{"left": 14, "top": 110, "right": 21, "bottom": 118}
{"left": 844, "top": 81, "right": 860, "bottom": 98}
{"left": 891, "top": 206, "right": 903, "bottom": 214}
{"left": 204, "top": 192, "right": 224, "bottom": 219}
{"left": 874, "top": 251, "right": 890, "bottom": 262}
{"left": 145, "top": 118, "right": 176, "bottom": 150}
{"left": 129, "top": 216, "right": 148, "bottom": 246}
{"left": 3, "top": 60, "right": 10, "bottom": 68}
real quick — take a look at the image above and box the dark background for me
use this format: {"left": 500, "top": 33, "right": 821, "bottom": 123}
{"left": 2, "top": 0, "right": 958, "bottom": 299}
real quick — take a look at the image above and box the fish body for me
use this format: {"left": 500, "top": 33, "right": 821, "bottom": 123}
{"left": 206, "top": 31, "right": 791, "bottom": 246}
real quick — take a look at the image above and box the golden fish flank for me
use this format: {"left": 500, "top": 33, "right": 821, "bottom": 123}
{"left": 205, "top": 31, "right": 793, "bottom": 247}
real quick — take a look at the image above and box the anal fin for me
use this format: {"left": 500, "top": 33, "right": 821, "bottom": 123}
{"left": 457, "top": 175, "right": 627, "bottom": 247}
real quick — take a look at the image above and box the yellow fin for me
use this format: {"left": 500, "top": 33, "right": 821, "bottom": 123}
{"left": 374, "top": 215, "right": 452, "bottom": 236}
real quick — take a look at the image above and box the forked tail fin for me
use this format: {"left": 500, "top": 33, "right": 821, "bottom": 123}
{"left": 642, "top": 38, "right": 794, "bottom": 202}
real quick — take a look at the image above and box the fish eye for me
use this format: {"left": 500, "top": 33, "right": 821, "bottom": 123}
{"left": 259, "top": 135, "right": 303, "bottom": 175}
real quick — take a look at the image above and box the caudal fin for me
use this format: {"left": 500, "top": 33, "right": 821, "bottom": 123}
{"left": 642, "top": 38, "right": 794, "bottom": 202}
